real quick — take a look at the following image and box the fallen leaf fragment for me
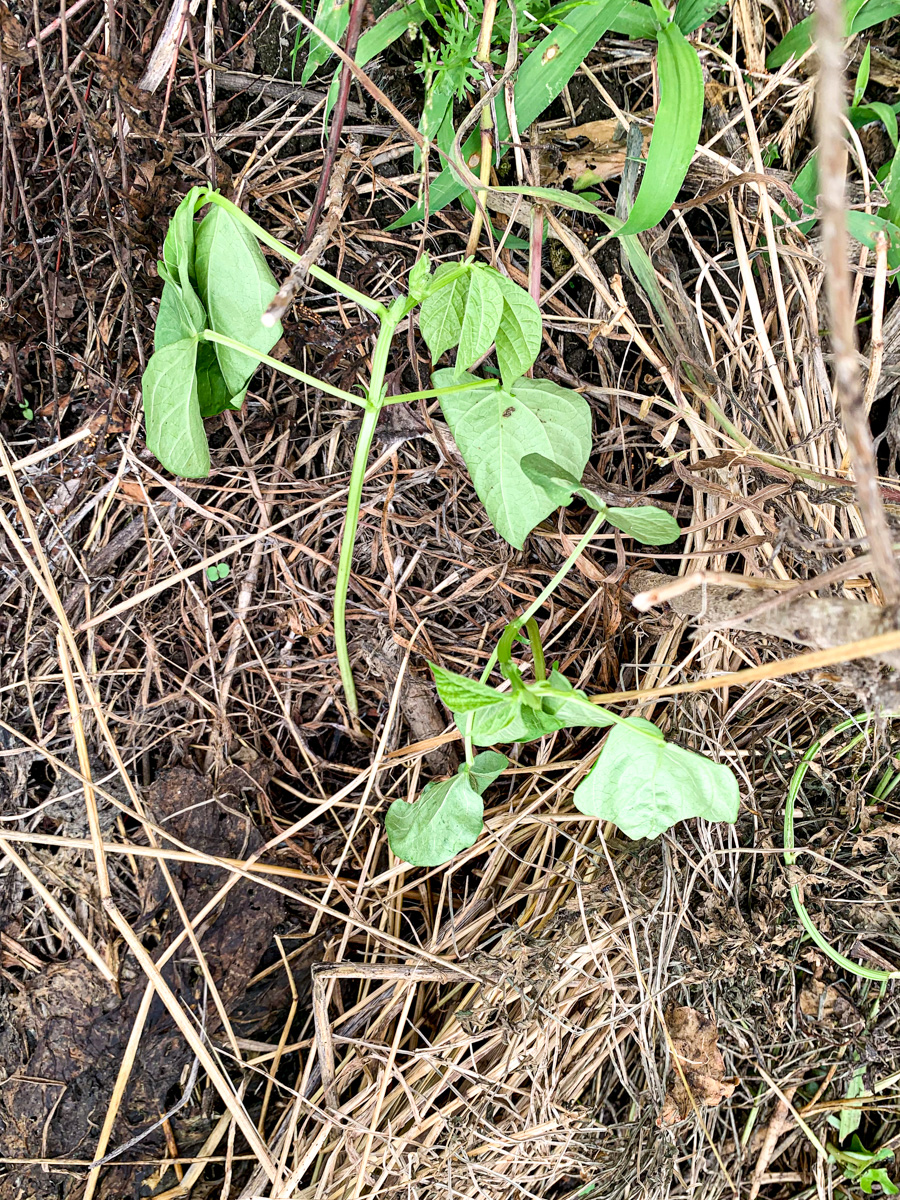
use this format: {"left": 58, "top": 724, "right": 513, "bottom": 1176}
{"left": 659, "top": 1005, "right": 737, "bottom": 1126}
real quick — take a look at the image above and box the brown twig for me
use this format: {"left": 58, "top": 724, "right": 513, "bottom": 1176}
{"left": 815, "top": 0, "right": 900, "bottom": 605}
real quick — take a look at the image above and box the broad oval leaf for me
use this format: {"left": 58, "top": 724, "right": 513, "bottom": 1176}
{"left": 456, "top": 267, "right": 504, "bottom": 375}
{"left": 604, "top": 504, "right": 681, "bottom": 544}
{"left": 437, "top": 371, "right": 592, "bottom": 549}
{"left": 385, "top": 752, "right": 507, "bottom": 866}
{"left": 572, "top": 715, "right": 740, "bottom": 839}
{"left": 493, "top": 273, "right": 543, "bottom": 387}
{"left": 196, "top": 340, "right": 242, "bottom": 418}
{"left": 194, "top": 205, "right": 283, "bottom": 396}
{"left": 142, "top": 338, "right": 210, "bottom": 478}
{"left": 616, "top": 22, "right": 704, "bottom": 236}
{"left": 419, "top": 264, "right": 470, "bottom": 361}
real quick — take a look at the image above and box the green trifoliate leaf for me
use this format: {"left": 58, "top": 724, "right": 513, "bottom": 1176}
{"left": 604, "top": 504, "right": 681, "bottom": 544}
{"left": 194, "top": 204, "right": 282, "bottom": 396}
{"left": 572, "top": 716, "right": 740, "bottom": 839}
{"left": 419, "top": 263, "right": 470, "bottom": 361}
{"left": 437, "top": 371, "right": 592, "bottom": 549}
{"left": 431, "top": 663, "right": 509, "bottom": 712}
{"left": 142, "top": 337, "right": 210, "bottom": 479}
{"left": 454, "top": 669, "right": 615, "bottom": 745}
{"left": 455, "top": 267, "right": 504, "bottom": 375}
{"left": 491, "top": 272, "right": 543, "bottom": 388}
{"left": 385, "top": 752, "right": 508, "bottom": 866}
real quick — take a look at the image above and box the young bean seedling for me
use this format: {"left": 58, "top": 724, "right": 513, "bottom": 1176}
{"left": 143, "top": 188, "right": 741, "bottom": 868}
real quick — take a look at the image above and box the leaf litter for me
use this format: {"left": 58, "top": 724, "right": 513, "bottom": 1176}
{"left": 3, "top": 0, "right": 900, "bottom": 1197}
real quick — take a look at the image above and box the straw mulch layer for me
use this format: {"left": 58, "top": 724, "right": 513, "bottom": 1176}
{"left": 1, "top": 1, "right": 900, "bottom": 1197}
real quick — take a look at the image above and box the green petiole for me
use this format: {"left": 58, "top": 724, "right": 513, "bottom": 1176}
{"left": 200, "top": 331, "right": 365, "bottom": 406}
{"left": 332, "top": 294, "right": 417, "bottom": 722}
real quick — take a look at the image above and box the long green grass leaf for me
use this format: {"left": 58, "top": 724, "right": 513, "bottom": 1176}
{"left": 325, "top": 1, "right": 434, "bottom": 117}
{"left": 301, "top": 0, "right": 349, "bottom": 84}
{"left": 615, "top": 21, "right": 703, "bottom": 235}
{"left": 607, "top": 0, "right": 658, "bottom": 35}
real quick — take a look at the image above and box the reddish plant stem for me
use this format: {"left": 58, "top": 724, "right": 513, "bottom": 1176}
{"left": 300, "top": 0, "right": 366, "bottom": 252}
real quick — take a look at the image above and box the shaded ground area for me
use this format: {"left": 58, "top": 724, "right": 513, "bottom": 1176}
{"left": 2, "top": 0, "right": 900, "bottom": 1197}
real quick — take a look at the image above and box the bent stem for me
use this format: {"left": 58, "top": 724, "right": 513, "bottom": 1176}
{"left": 464, "top": 508, "right": 607, "bottom": 760}
{"left": 333, "top": 403, "right": 380, "bottom": 722}
{"left": 333, "top": 301, "right": 410, "bottom": 722}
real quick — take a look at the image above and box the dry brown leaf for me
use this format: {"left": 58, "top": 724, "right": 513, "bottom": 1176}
{"left": 659, "top": 1006, "right": 737, "bottom": 1126}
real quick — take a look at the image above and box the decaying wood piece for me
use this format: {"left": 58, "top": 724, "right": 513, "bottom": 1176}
{"left": 628, "top": 569, "right": 900, "bottom": 670}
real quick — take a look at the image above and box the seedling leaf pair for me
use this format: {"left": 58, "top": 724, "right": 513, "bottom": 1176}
{"left": 143, "top": 191, "right": 282, "bottom": 477}
{"left": 384, "top": 751, "right": 508, "bottom": 866}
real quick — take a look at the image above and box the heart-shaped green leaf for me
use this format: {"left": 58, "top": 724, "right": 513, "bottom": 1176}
{"left": 572, "top": 716, "right": 740, "bottom": 839}
{"left": 437, "top": 371, "right": 592, "bottom": 548}
{"left": 142, "top": 337, "right": 209, "bottom": 478}
{"left": 385, "top": 752, "right": 508, "bottom": 866}
{"left": 520, "top": 452, "right": 605, "bottom": 510}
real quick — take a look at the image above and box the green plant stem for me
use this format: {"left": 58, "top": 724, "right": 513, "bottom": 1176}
{"left": 332, "top": 300, "right": 411, "bottom": 721}
{"left": 332, "top": 402, "right": 380, "bottom": 722}
{"left": 466, "top": 0, "right": 499, "bottom": 257}
{"left": 384, "top": 378, "right": 500, "bottom": 404}
{"left": 200, "top": 331, "right": 365, "bottom": 405}
{"left": 785, "top": 714, "right": 900, "bottom": 981}
{"left": 464, "top": 509, "right": 606, "bottom": 760}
